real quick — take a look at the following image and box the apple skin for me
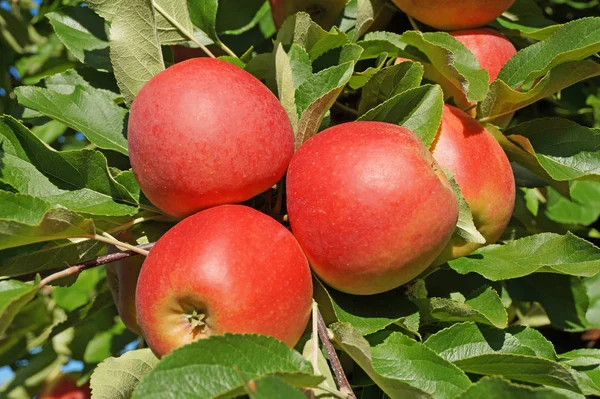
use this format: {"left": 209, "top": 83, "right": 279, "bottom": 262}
{"left": 135, "top": 205, "right": 313, "bottom": 357}
{"left": 431, "top": 105, "right": 516, "bottom": 263}
{"left": 39, "top": 374, "right": 90, "bottom": 399}
{"left": 286, "top": 121, "right": 459, "bottom": 295}
{"left": 269, "top": 0, "right": 349, "bottom": 30}
{"left": 391, "top": 0, "right": 515, "bottom": 31}
{"left": 128, "top": 58, "right": 294, "bottom": 218}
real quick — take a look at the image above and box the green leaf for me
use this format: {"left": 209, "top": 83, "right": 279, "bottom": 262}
{"left": 360, "top": 30, "right": 489, "bottom": 102}
{"left": 87, "top": 0, "right": 165, "bottom": 106}
{"left": 46, "top": 6, "right": 111, "bottom": 71}
{"left": 358, "top": 84, "right": 444, "bottom": 147}
{"left": 545, "top": 181, "right": 600, "bottom": 226}
{"left": 560, "top": 349, "right": 600, "bottom": 368}
{"left": 90, "top": 348, "right": 159, "bottom": 399}
{"left": 154, "top": 0, "right": 194, "bottom": 45}
{"left": 0, "top": 191, "right": 95, "bottom": 251}
{"left": 584, "top": 272, "right": 600, "bottom": 327}
{"left": 448, "top": 233, "right": 600, "bottom": 281}
{"left": 314, "top": 278, "right": 420, "bottom": 336}
{"left": 492, "top": 0, "right": 562, "bottom": 40}
{"left": 0, "top": 280, "right": 39, "bottom": 335}
{"left": 479, "top": 60, "right": 600, "bottom": 121}
{"left": 302, "top": 337, "right": 337, "bottom": 398}
{"left": 358, "top": 61, "right": 424, "bottom": 116}
{"left": 504, "top": 119, "right": 600, "bottom": 182}
{"left": 15, "top": 83, "right": 129, "bottom": 155}
{"left": 275, "top": 43, "right": 301, "bottom": 132}
{"left": 444, "top": 170, "right": 486, "bottom": 245}
{"left": 53, "top": 268, "right": 102, "bottom": 311}
{"left": 425, "top": 322, "right": 580, "bottom": 391}
{"left": 0, "top": 116, "right": 138, "bottom": 216}
{"left": 188, "top": 0, "right": 219, "bottom": 42}
{"left": 355, "top": 0, "right": 388, "bottom": 40}
{"left": 498, "top": 17, "right": 600, "bottom": 88}
{"left": 506, "top": 274, "right": 589, "bottom": 332}
{"left": 244, "top": 375, "right": 306, "bottom": 399}
{"left": 133, "top": 334, "right": 323, "bottom": 399}
{"left": 456, "top": 376, "right": 574, "bottom": 399}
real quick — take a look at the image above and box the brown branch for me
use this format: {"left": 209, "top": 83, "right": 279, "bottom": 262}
{"left": 317, "top": 309, "right": 356, "bottom": 399}
{"left": 9, "top": 243, "right": 156, "bottom": 285}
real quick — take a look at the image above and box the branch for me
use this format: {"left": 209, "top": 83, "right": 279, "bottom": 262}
{"left": 317, "top": 310, "right": 356, "bottom": 399}
{"left": 11, "top": 243, "right": 156, "bottom": 286}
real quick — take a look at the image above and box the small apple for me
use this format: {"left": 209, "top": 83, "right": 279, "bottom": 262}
{"left": 269, "top": 0, "right": 349, "bottom": 30}
{"left": 431, "top": 105, "right": 516, "bottom": 263}
{"left": 135, "top": 205, "right": 313, "bottom": 357}
{"left": 286, "top": 121, "right": 459, "bottom": 295}
{"left": 128, "top": 58, "right": 294, "bottom": 218}
{"left": 391, "top": 0, "right": 515, "bottom": 31}
{"left": 39, "top": 374, "right": 90, "bottom": 399}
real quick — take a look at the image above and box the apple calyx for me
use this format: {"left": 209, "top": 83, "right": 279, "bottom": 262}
{"left": 186, "top": 309, "right": 208, "bottom": 336}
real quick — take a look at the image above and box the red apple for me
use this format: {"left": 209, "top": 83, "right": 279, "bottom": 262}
{"left": 391, "top": 0, "right": 515, "bottom": 31}
{"left": 169, "top": 45, "right": 225, "bottom": 63}
{"left": 269, "top": 0, "right": 349, "bottom": 30}
{"left": 39, "top": 374, "right": 90, "bottom": 399}
{"left": 286, "top": 121, "right": 459, "bottom": 295}
{"left": 135, "top": 205, "right": 313, "bottom": 357}
{"left": 128, "top": 58, "right": 294, "bottom": 218}
{"left": 431, "top": 105, "right": 515, "bottom": 263}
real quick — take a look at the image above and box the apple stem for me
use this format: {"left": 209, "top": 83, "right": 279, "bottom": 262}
{"left": 408, "top": 16, "right": 421, "bottom": 32}
{"left": 317, "top": 309, "right": 356, "bottom": 399}
{"left": 152, "top": 1, "right": 217, "bottom": 59}
{"left": 311, "top": 301, "right": 320, "bottom": 373}
{"left": 36, "top": 243, "right": 156, "bottom": 287}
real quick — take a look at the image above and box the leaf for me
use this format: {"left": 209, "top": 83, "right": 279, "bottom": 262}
{"left": 302, "top": 337, "right": 337, "bottom": 398}
{"left": 560, "top": 349, "right": 600, "bottom": 367}
{"left": 545, "top": 181, "right": 600, "bottom": 226}
{"left": 498, "top": 17, "right": 600, "bottom": 88}
{"left": 188, "top": 0, "right": 219, "bottom": 42}
{"left": 444, "top": 170, "right": 486, "bottom": 245}
{"left": 0, "top": 191, "right": 95, "bottom": 250}
{"left": 0, "top": 116, "right": 138, "bottom": 216}
{"left": 244, "top": 376, "right": 306, "bottom": 399}
{"left": 479, "top": 60, "right": 600, "bottom": 121}
{"left": 132, "top": 334, "right": 323, "bottom": 399}
{"left": 314, "top": 278, "right": 420, "bottom": 336}
{"left": 355, "top": 0, "right": 388, "bottom": 40}
{"left": 425, "top": 322, "right": 579, "bottom": 391}
{"left": 358, "top": 61, "right": 424, "bottom": 116}
{"left": 154, "top": 0, "right": 194, "bottom": 44}
{"left": 448, "top": 233, "right": 600, "bottom": 281}
{"left": 275, "top": 43, "right": 301, "bottom": 132}
{"left": 457, "top": 376, "right": 573, "bottom": 399}
{"left": 359, "top": 30, "right": 489, "bottom": 102}
{"left": 87, "top": 0, "right": 165, "bottom": 106}
{"left": 332, "top": 323, "right": 470, "bottom": 399}
{"left": 0, "top": 280, "right": 39, "bottom": 335}
{"left": 15, "top": 83, "right": 129, "bottom": 155}
{"left": 492, "top": 0, "right": 562, "bottom": 40}
{"left": 584, "top": 272, "right": 600, "bottom": 327}
{"left": 90, "top": 348, "right": 159, "bottom": 399}
{"left": 506, "top": 274, "right": 589, "bottom": 332}
{"left": 358, "top": 84, "right": 444, "bottom": 147}
{"left": 504, "top": 119, "right": 600, "bottom": 182}
{"left": 46, "top": 6, "right": 111, "bottom": 71}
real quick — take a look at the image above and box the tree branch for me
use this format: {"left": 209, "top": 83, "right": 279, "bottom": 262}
{"left": 317, "top": 309, "right": 356, "bottom": 399}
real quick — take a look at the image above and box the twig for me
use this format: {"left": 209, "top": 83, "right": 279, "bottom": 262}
{"left": 334, "top": 101, "right": 359, "bottom": 117}
{"left": 23, "top": 243, "right": 155, "bottom": 286}
{"left": 317, "top": 310, "right": 356, "bottom": 399}
{"left": 92, "top": 234, "right": 150, "bottom": 256}
{"left": 408, "top": 16, "right": 421, "bottom": 32}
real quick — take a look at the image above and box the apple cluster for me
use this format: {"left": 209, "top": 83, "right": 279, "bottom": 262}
{"left": 112, "top": 0, "right": 517, "bottom": 358}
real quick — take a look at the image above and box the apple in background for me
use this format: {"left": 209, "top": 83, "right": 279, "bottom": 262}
{"left": 39, "top": 374, "right": 90, "bottom": 399}
{"left": 286, "top": 121, "right": 458, "bottom": 295}
{"left": 391, "top": 0, "right": 515, "bottom": 31}
{"left": 169, "top": 45, "right": 225, "bottom": 63}
{"left": 128, "top": 58, "right": 294, "bottom": 218}
{"left": 135, "top": 205, "right": 313, "bottom": 358}
{"left": 269, "top": 0, "right": 349, "bottom": 29}
{"left": 431, "top": 105, "right": 515, "bottom": 264}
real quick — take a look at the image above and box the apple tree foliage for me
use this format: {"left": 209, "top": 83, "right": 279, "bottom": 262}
{"left": 1, "top": 0, "right": 600, "bottom": 398}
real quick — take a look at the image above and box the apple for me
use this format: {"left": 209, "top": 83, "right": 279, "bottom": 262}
{"left": 286, "top": 121, "right": 459, "bottom": 295}
{"left": 135, "top": 205, "right": 313, "bottom": 357}
{"left": 391, "top": 0, "right": 515, "bottom": 31}
{"left": 128, "top": 58, "right": 294, "bottom": 218}
{"left": 169, "top": 45, "right": 225, "bottom": 63}
{"left": 431, "top": 105, "right": 515, "bottom": 263}
{"left": 39, "top": 374, "right": 90, "bottom": 399}
{"left": 269, "top": 0, "right": 348, "bottom": 29}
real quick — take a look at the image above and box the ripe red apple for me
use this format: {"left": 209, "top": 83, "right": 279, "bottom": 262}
{"left": 135, "top": 205, "right": 313, "bottom": 357}
{"left": 39, "top": 374, "right": 90, "bottom": 399}
{"left": 269, "top": 0, "right": 349, "bottom": 29}
{"left": 391, "top": 0, "right": 515, "bottom": 31}
{"left": 431, "top": 105, "right": 515, "bottom": 263}
{"left": 128, "top": 58, "right": 294, "bottom": 218}
{"left": 286, "top": 121, "right": 459, "bottom": 295}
